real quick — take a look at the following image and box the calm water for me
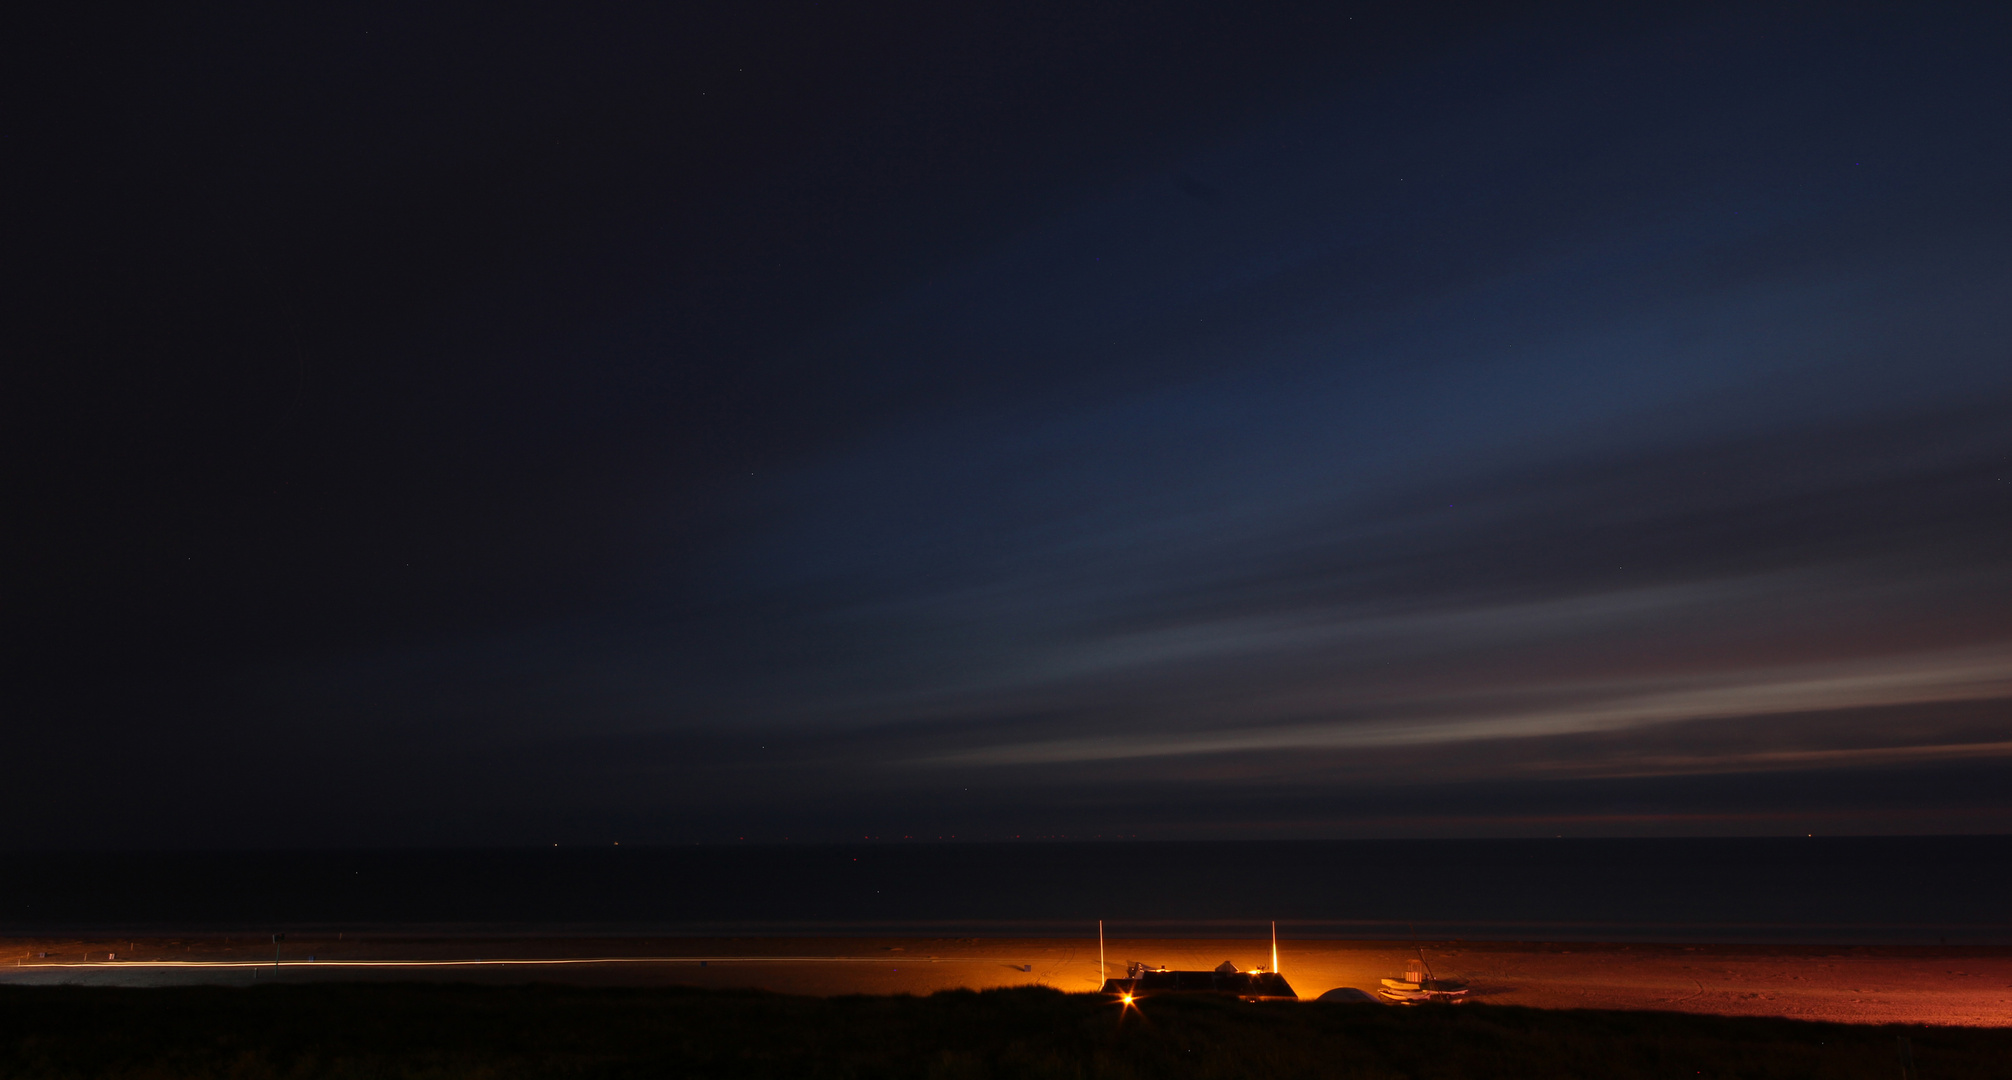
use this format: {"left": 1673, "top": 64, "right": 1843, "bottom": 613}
{"left": 6, "top": 837, "right": 2008, "bottom": 944}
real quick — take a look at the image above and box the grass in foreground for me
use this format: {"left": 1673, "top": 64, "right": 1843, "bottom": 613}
{"left": 3, "top": 983, "right": 2006, "bottom": 1079}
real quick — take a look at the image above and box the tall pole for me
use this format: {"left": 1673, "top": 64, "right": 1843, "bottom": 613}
{"left": 1271, "top": 921, "right": 1279, "bottom": 976}
{"left": 1098, "top": 920, "right": 1105, "bottom": 988}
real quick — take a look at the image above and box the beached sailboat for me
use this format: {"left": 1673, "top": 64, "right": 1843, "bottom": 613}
{"left": 1376, "top": 954, "right": 1467, "bottom": 1004}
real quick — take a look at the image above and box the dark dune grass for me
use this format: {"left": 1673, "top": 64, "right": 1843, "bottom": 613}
{"left": 3, "top": 983, "right": 2005, "bottom": 1079}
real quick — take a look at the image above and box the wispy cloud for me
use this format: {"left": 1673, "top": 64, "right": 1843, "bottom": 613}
{"left": 919, "top": 642, "right": 2012, "bottom": 766}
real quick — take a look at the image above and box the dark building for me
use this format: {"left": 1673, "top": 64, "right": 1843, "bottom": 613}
{"left": 1100, "top": 959, "right": 1297, "bottom": 1001}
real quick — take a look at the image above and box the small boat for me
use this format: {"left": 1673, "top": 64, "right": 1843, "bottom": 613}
{"left": 1376, "top": 956, "right": 1467, "bottom": 1004}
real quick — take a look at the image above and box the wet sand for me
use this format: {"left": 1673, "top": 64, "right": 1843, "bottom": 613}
{"left": 5, "top": 935, "right": 2009, "bottom": 1026}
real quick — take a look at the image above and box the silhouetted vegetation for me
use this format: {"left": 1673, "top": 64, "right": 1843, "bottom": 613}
{"left": 2, "top": 983, "right": 2005, "bottom": 1078}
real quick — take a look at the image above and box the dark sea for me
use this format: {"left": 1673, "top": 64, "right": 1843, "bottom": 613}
{"left": 6, "top": 838, "right": 2008, "bottom": 945}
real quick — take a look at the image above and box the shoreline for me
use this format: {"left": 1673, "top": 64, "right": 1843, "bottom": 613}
{"left": 5, "top": 934, "right": 2010, "bottom": 1026}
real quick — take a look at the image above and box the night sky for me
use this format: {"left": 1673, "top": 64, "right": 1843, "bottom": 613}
{"left": 10, "top": 2, "right": 2012, "bottom": 847}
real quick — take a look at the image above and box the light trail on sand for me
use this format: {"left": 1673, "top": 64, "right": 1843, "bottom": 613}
{"left": 13, "top": 956, "right": 1039, "bottom": 970}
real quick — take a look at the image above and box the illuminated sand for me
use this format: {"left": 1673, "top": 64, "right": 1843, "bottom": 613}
{"left": 5, "top": 936, "right": 2009, "bottom": 1026}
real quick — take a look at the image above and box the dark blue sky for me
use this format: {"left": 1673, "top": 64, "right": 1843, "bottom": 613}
{"left": 9, "top": 2, "right": 2011, "bottom": 846}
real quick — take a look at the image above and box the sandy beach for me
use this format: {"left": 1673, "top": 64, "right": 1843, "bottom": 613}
{"left": 6, "top": 935, "right": 2009, "bottom": 1027}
